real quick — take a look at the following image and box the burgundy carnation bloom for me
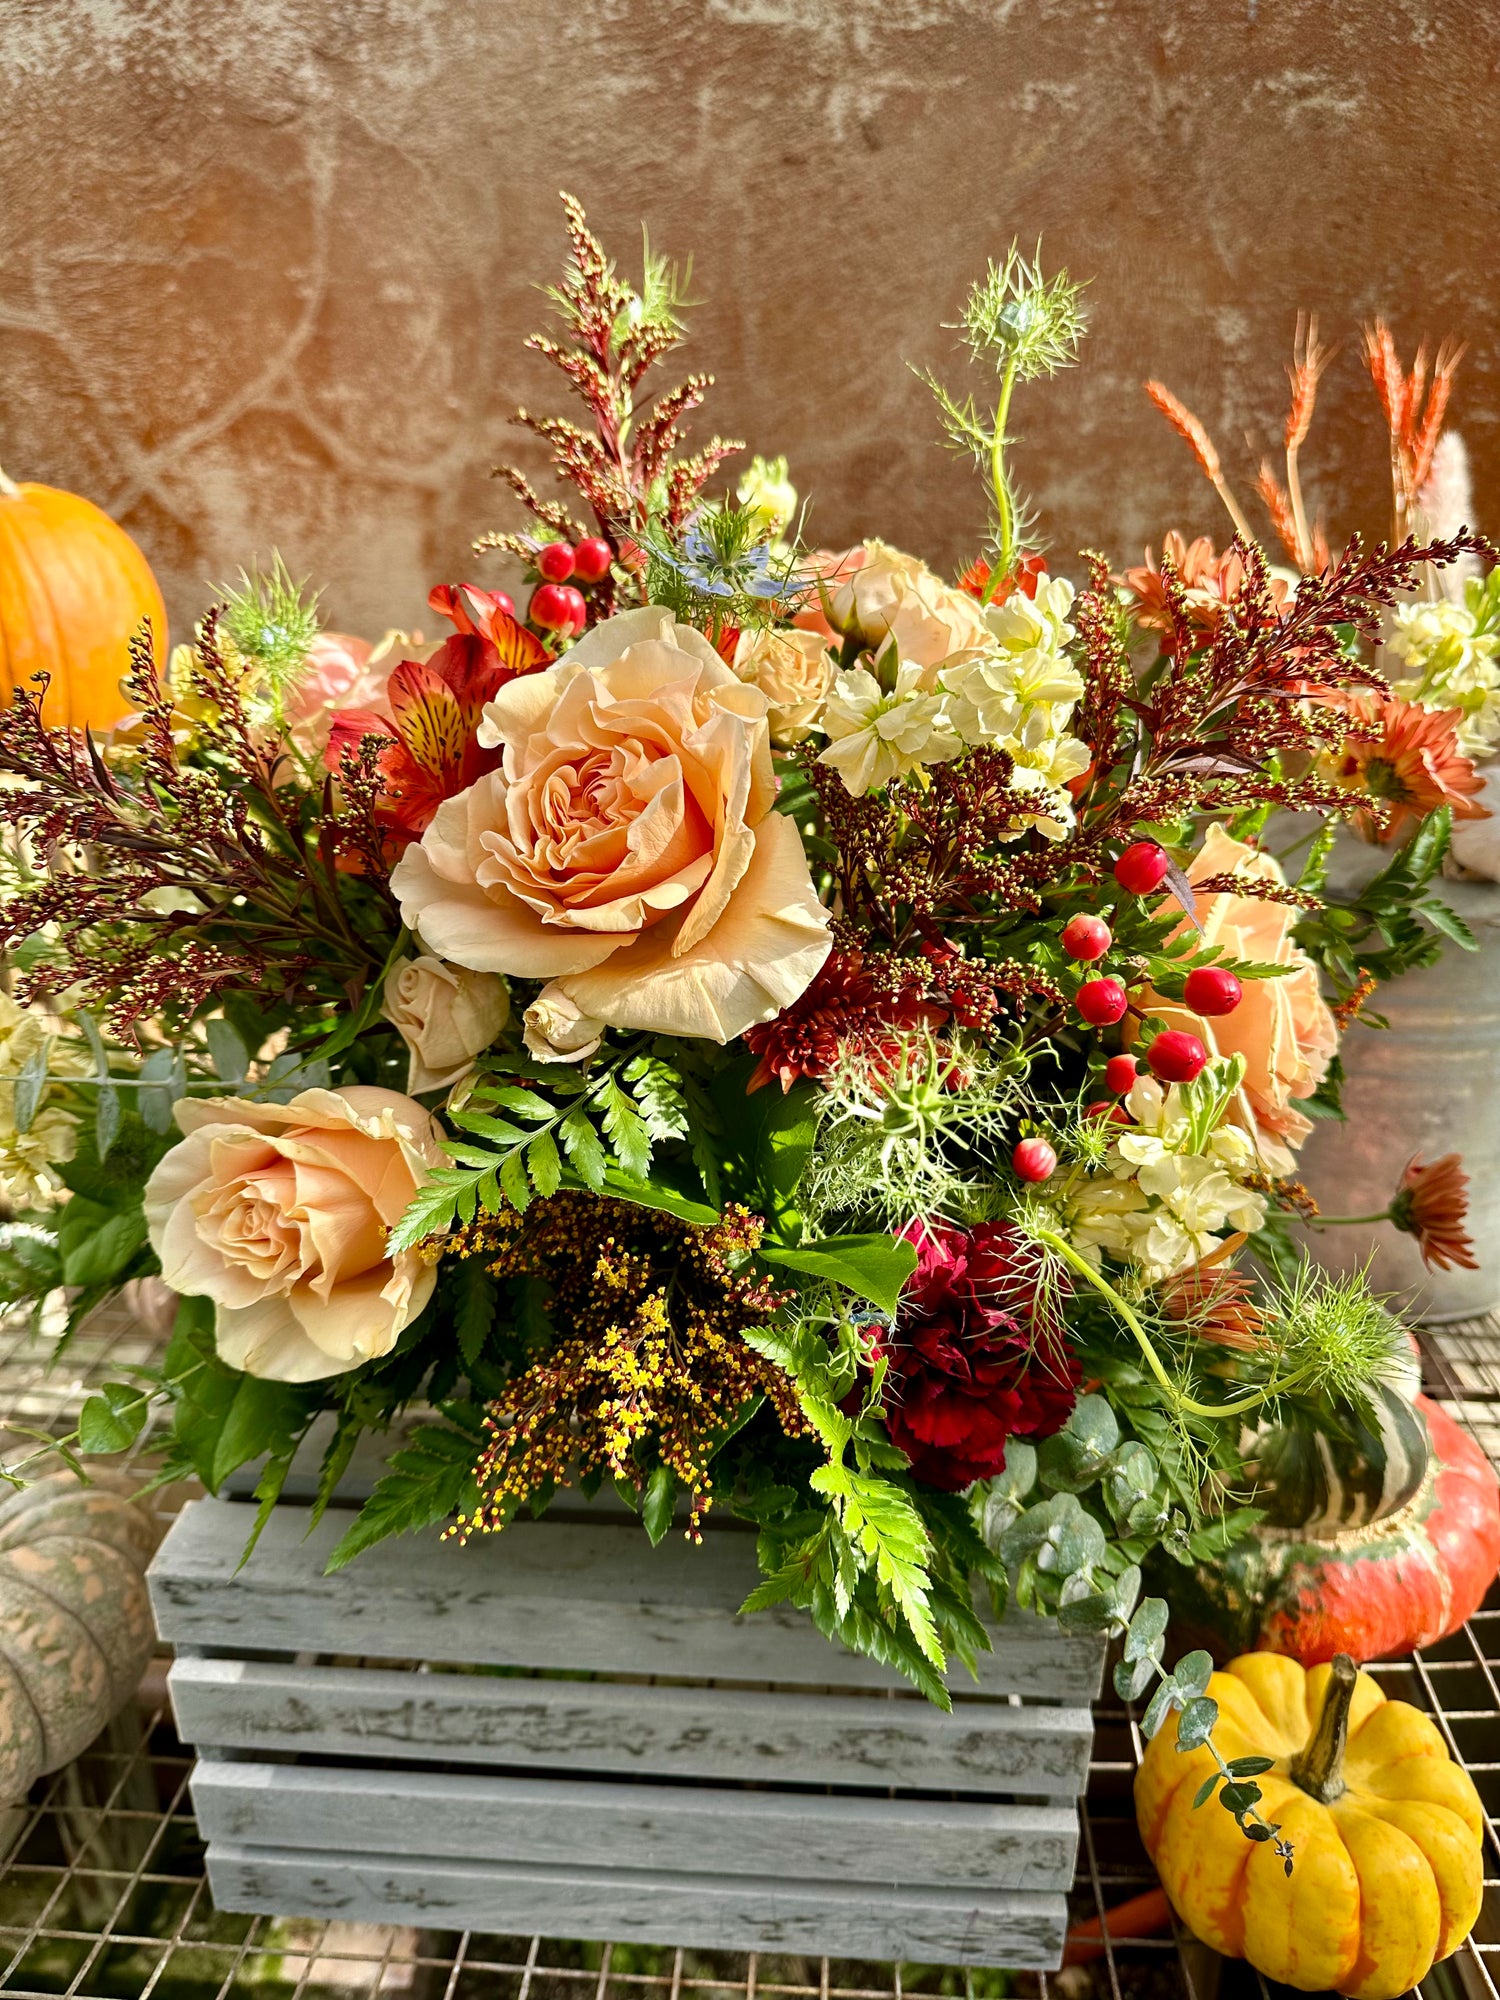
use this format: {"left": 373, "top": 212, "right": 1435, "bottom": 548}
{"left": 743, "top": 950, "right": 948, "bottom": 1093}
{"left": 871, "top": 1219, "right": 1079, "bottom": 1491}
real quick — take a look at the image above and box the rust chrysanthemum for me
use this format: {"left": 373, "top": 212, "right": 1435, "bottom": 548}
{"left": 1323, "top": 693, "right": 1488, "bottom": 842}
{"left": 1160, "top": 1236, "right": 1269, "bottom": 1354}
{"left": 1390, "top": 1153, "right": 1480, "bottom": 1273}
{"left": 1119, "top": 532, "right": 1290, "bottom": 657}
{"left": 743, "top": 949, "right": 949, "bottom": 1093}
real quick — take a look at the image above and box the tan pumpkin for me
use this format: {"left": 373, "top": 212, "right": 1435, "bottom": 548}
{"left": 0, "top": 1473, "right": 159, "bottom": 1798}
{"left": 0, "top": 467, "right": 167, "bottom": 731}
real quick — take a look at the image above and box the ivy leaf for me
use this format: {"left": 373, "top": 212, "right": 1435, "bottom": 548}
{"left": 78, "top": 1382, "right": 150, "bottom": 1454}
{"left": 760, "top": 1233, "right": 917, "bottom": 1317}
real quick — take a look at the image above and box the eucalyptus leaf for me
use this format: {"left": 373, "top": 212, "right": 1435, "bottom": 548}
{"left": 205, "top": 1018, "right": 250, "bottom": 1087}
{"left": 12, "top": 1040, "right": 49, "bottom": 1135}
{"left": 1175, "top": 1693, "right": 1219, "bottom": 1751}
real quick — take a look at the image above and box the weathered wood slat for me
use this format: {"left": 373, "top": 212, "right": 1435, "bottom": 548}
{"left": 203, "top": 1843, "right": 1070, "bottom": 1966}
{"left": 190, "top": 1760, "right": 1079, "bottom": 1889}
{"left": 168, "top": 1656, "right": 1092, "bottom": 1795}
{"left": 150, "top": 1499, "right": 1105, "bottom": 1700}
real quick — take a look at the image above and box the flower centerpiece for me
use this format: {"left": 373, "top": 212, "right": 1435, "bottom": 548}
{"left": 2, "top": 199, "right": 1495, "bottom": 1871}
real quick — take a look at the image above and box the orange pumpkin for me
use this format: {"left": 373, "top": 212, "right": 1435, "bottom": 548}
{"left": 0, "top": 466, "right": 167, "bottom": 731}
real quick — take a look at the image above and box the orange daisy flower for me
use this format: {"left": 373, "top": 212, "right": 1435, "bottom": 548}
{"left": 1323, "top": 693, "right": 1488, "bottom": 842}
{"left": 1160, "top": 1235, "right": 1269, "bottom": 1353}
{"left": 1390, "top": 1153, "right": 1480, "bottom": 1273}
{"left": 1120, "top": 533, "right": 1289, "bottom": 656}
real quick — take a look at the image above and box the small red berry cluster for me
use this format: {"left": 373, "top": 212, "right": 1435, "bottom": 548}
{"left": 529, "top": 537, "right": 614, "bottom": 635}
{"left": 1012, "top": 841, "right": 1248, "bottom": 1184}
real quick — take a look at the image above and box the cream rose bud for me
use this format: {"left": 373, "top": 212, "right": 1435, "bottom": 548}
{"left": 731, "top": 626, "right": 834, "bottom": 746}
{"left": 391, "top": 605, "right": 831, "bottom": 1046}
{"left": 828, "top": 539, "right": 989, "bottom": 670}
{"left": 143, "top": 1087, "right": 445, "bottom": 1384}
{"left": 523, "top": 990, "right": 605, "bottom": 1065}
{"left": 383, "top": 954, "right": 510, "bottom": 1094}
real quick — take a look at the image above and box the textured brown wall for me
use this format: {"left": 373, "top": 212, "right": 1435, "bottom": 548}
{"left": 3, "top": 0, "right": 1498, "bottom": 643}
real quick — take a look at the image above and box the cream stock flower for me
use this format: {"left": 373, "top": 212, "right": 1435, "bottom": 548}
{"left": 1387, "top": 586, "right": 1500, "bottom": 760}
{"left": 1067, "top": 1075, "right": 1266, "bottom": 1281}
{"left": 731, "top": 626, "right": 834, "bottom": 746}
{"left": 827, "top": 540, "right": 989, "bottom": 668}
{"left": 818, "top": 663, "right": 963, "bottom": 797}
{"left": 382, "top": 954, "right": 510, "bottom": 1094}
{"left": 144, "top": 1086, "right": 445, "bottom": 1383}
{"left": 1146, "top": 824, "right": 1339, "bottom": 1172}
{"left": 390, "top": 607, "right": 831, "bottom": 1045}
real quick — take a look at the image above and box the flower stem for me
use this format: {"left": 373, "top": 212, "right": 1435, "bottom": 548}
{"left": 1309, "top": 1210, "right": 1393, "bottom": 1228}
{"left": 1031, "top": 1226, "right": 1317, "bottom": 1421}
{"left": 981, "top": 358, "right": 1019, "bottom": 604}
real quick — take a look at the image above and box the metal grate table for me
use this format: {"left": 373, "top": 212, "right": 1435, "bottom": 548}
{"left": 2, "top": 1304, "right": 1499, "bottom": 2000}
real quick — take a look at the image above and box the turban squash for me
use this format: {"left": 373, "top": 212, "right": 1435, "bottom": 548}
{"left": 1165, "top": 1391, "right": 1500, "bottom": 1664}
{"left": 0, "top": 466, "right": 167, "bottom": 732}
{"left": 0, "top": 1474, "right": 159, "bottom": 1799}
{"left": 1137, "top": 1651, "right": 1484, "bottom": 1998}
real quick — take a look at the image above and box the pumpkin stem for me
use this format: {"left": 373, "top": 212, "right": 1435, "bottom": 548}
{"left": 0, "top": 465, "right": 20, "bottom": 500}
{"left": 1289, "top": 1652, "right": 1358, "bottom": 1803}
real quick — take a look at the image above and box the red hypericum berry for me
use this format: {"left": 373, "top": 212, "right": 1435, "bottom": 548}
{"left": 556, "top": 585, "right": 588, "bottom": 632}
{"left": 530, "top": 583, "right": 577, "bottom": 631}
{"left": 536, "top": 542, "right": 576, "bottom": 583}
{"left": 492, "top": 590, "right": 516, "bottom": 619}
{"left": 1183, "top": 966, "right": 1244, "bottom": 1016}
{"left": 1012, "top": 1137, "right": 1058, "bottom": 1183}
{"left": 1076, "top": 976, "right": 1129, "bottom": 1027}
{"left": 1147, "top": 1029, "right": 1210, "bottom": 1084}
{"left": 1086, "top": 1100, "right": 1131, "bottom": 1123}
{"left": 572, "top": 537, "right": 613, "bottom": 583}
{"left": 1062, "top": 913, "right": 1112, "bottom": 962}
{"left": 1104, "top": 1053, "right": 1139, "bottom": 1095}
{"left": 1114, "top": 841, "right": 1172, "bottom": 895}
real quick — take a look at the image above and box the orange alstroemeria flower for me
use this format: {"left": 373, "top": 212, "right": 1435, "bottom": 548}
{"left": 327, "top": 593, "right": 552, "bottom": 848}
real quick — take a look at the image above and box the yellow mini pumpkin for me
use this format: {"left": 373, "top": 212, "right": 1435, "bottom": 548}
{"left": 0, "top": 465, "right": 167, "bottom": 731}
{"left": 1137, "top": 1652, "right": 1484, "bottom": 1999}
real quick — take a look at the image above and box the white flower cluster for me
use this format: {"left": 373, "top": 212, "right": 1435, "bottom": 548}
{"left": 1065, "top": 1073, "right": 1267, "bottom": 1282}
{"left": 818, "top": 570, "right": 1090, "bottom": 832}
{"left": 1386, "top": 573, "right": 1500, "bottom": 761}
{"left": 0, "top": 994, "right": 81, "bottom": 1208}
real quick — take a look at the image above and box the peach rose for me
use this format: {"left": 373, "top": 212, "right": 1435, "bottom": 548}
{"left": 390, "top": 606, "right": 832, "bottom": 1044}
{"left": 382, "top": 954, "right": 510, "bottom": 1093}
{"left": 826, "top": 540, "right": 989, "bottom": 671}
{"left": 144, "top": 1086, "right": 445, "bottom": 1383}
{"left": 731, "top": 625, "right": 835, "bottom": 745}
{"left": 1147, "top": 824, "right": 1339, "bottom": 1172}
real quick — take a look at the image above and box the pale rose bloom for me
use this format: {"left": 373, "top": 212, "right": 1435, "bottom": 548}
{"left": 731, "top": 626, "right": 835, "bottom": 745}
{"left": 143, "top": 1086, "right": 445, "bottom": 1384}
{"left": 826, "top": 540, "right": 989, "bottom": 670}
{"left": 390, "top": 606, "right": 831, "bottom": 1045}
{"left": 794, "top": 547, "right": 868, "bottom": 644}
{"left": 288, "top": 629, "right": 426, "bottom": 757}
{"left": 818, "top": 664, "right": 963, "bottom": 797}
{"left": 383, "top": 955, "right": 510, "bottom": 1094}
{"left": 1147, "top": 824, "right": 1340, "bottom": 1172}
{"left": 523, "top": 990, "right": 605, "bottom": 1065}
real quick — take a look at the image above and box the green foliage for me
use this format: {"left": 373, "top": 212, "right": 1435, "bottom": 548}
{"left": 219, "top": 553, "right": 323, "bottom": 710}
{"left": 323, "top": 1409, "right": 487, "bottom": 1572}
{"left": 758, "top": 1233, "right": 917, "bottom": 1317}
{"left": 1294, "top": 808, "right": 1474, "bottom": 1007}
{"left": 389, "top": 1044, "right": 714, "bottom": 1250}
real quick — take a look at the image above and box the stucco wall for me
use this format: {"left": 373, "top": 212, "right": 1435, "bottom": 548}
{"left": 2, "top": 0, "right": 1496, "bottom": 640}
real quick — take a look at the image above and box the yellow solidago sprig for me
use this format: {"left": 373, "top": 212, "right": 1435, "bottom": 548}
{"left": 446, "top": 1194, "right": 806, "bottom": 1540}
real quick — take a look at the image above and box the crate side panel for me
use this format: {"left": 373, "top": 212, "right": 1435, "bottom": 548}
{"left": 203, "top": 1843, "right": 1069, "bottom": 1968}
{"left": 150, "top": 1499, "right": 1105, "bottom": 1699}
{"left": 190, "top": 1760, "right": 1080, "bottom": 1891}
{"left": 168, "top": 1658, "right": 1094, "bottom": 1795}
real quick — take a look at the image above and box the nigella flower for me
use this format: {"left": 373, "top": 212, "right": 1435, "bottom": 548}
{"left": 651, "top": 519, "right": 809, "bottom": 605}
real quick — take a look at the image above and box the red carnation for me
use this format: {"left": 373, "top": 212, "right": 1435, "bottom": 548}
{"left": 743, "top": 950, "right": 948, "bottom": 1093}
{"left": 869, "top": 1219, "right": 1079, "bottom": 1490}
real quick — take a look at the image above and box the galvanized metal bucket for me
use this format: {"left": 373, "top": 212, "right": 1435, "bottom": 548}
{"left": 1296, "top": 862, "right": 1500, "bottom": 1321}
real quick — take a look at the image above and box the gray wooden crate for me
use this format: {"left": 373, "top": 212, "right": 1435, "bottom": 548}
{"left": 150, "top": 1496, "right": 1104, "bottom": 1968}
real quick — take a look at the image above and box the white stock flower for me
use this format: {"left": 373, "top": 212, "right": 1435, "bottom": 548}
{"left": 817, "top": 663, "right": 962, "bottom": 797}
{"left": 1387, "top": 589, "right": 1500, "bottom": 760}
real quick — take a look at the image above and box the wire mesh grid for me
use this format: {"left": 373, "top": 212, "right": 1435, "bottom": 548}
{"left": 1, "top": 1303, "right": 1499, "bottom": 2000}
